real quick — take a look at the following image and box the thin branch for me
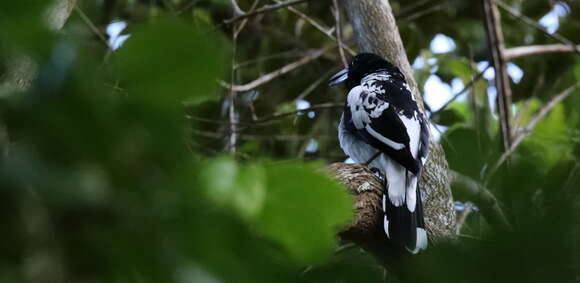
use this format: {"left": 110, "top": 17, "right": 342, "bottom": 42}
{"left": 226, "top": 0, "right": 260, "bottom": 153}
{"left": 225, "top": 0, "right": 310, "bottom": 24}
{"left": 295, "top": 68, "right": 337, "bottom": 101}
{"left": 235, "top": 50, "right": 302, "bottom": 69}
{"left": 255, "top": 102, "right": 342, "bottom": 122}
{"left": 488, "top": 83, "right": 580, "bottom": 177}
{"left": 449, "top": 170, "right": 510, "bottom": 231}
{"left": 279, "top": 1, "right": 356, "bottom": 56}
{"left": 431, "top": 65, "right": 490, "bottom": 116}
{"left": 229, "top": 0, "right": 246, "bottom": 17}
{"left": 220, "top": 47, "right": 332, "bottom": 92}
{"left": 186, "top": 103, "right": 343, "bottom": 126}
{"left": 483, "top": 0, "right": 513, "bottom": 155}
{"left": 75, "top": 6, "right": 110, "bottom": 49}
{"left": 504, "top": 44, "right": 580, "bottom": 60}
{"left": 496, "top": 0, "right": 579, "bottom": 50}
{"left": 455, "top": 202, "right": 474, "bottom": 235}
{"left": 333, "top": 0, "right": 349, "bottom": 68}
{"left": 402, "top": 3, "right": 444, "bottom": 22}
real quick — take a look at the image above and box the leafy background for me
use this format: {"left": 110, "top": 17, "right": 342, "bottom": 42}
{"left": 1, "top": 0, "right": 580, "bottom": 282}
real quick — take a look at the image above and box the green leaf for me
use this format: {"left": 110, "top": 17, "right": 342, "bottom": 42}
{"left": 256, "top": 162, "right": 352, "bottom": 264}
{"left": 0, "top": 0, "right": 53, "bottom": 54}
{"left": 523, "top": 101, "right": 571, "bottom": 168}
{"left": 432, "top": 106, "right": 466, "bottom": 126}
{"left": 199, "top": 157, "right": 266, "bottom": 220}
{"left": 441, "top": 126, "right": 487, "bottom": 178}
{"left": 113, "top": 17, "right": 228, "bottom": 104}
{"left": 574, "top": 59, "right": 580, "bottom": 80}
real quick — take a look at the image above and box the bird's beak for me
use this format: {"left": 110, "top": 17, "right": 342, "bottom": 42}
{"left": 328, "top": 68, "right": 348, "bottom": 86}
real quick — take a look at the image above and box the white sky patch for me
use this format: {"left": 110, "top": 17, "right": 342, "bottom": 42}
{"left": 450, "top": 77, "right": 467, "bottom": 102}
{"left": 477, "top": 61, "right": 495, "bottom": 80}
{"left": 424, "top": 74, "right": 453, "bottom": 112}
{"left": 539, "top": 2, "right": 570, "bottom": 34}
{"left": 429, "top": 123, "right": 448, "bottom": 142}
{"left": 296, "top": 99, "right": 316, "bottom": 118}
{"left": 487, "top": 85, "right": 498, "bottom": 115}
{"left": 344, "top": 157, "right": 355, "bottom": 164}
{"left": 106, "top": 21, "right": 130, "bottom": 50}
{"left": 429, "top": 34, "right": 456, "bottom": 54}
{"left": 506, "top": 62, "right": 524, "bottom": 83}
{"left": 412, "top": 56, "right": 425, "bottom": 69}
{"left": 305, "top": 139, "right": 319, "bottom": 153}
{"left": 478, "top": 61, "right": 524, "bottom": 83}
{"left": 429, "top": 33, "right": 456, "bottom": 54}
{"left": 539, "top": 12, "right": 559, "bottom": 34}
{"left": 295, "top": 99, "right": 310, "bottom": 113}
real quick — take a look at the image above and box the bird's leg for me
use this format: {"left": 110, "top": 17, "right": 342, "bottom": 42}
{"left": 364, "top": 151, "right": 382, "bottom": 166}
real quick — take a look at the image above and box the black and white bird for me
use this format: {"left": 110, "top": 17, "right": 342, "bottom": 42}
{"left": 329, "top": 53, "right": 430, "bottom": 253}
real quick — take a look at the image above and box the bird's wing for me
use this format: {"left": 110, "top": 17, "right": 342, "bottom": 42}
{"left": 343, "top": 74, "right": 422, "bottom": 174}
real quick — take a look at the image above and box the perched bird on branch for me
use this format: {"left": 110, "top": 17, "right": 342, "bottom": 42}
{"left": 329, "top": 53, "right": 430, "bottom": 253}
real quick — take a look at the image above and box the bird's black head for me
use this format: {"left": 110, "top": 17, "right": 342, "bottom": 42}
{"left": 329, "top": 53, "right": 402, "bottom": 89}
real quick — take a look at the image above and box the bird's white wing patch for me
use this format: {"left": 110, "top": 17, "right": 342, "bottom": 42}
{"left": 365, "top": 125, "right": 405, "bottom": 150}
{"left": 407, "top": 228, "right": 428, "bottom": 254}
{"left": 382, "top": 195, "right": 390, "bottom": 238}
{"left": 347, "top": 86, "right": 370, "bottom": 129}
{"left": 399, "top": 113, "right": 421, "bottom": 159}
{"left": 406, "top": 174, "right": 418, "bottom": 212}
{"left": 384, "top": 158, "right": 406, "bottom": 207}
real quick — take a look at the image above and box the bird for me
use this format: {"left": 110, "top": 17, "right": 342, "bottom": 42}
{"left": 329, "top": 53, "right": 430, "bottom": 253}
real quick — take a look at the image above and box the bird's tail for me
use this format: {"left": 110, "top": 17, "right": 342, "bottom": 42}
{"left": 382, "top": 169, "right": 428, "bottom": 253}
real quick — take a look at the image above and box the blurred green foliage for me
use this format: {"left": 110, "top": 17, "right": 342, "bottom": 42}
{"left": 1, "top": 0, "right": 580, "bottom": 282}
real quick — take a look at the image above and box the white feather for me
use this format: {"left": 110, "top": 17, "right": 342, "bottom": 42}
{"left": 365, "top": 125, "right": 405, "bottom": 151}
{"left": 384, "top": 158, "right": 406, "bottom": 207}
{"left": 383, "top": 218, "right": 390, "bottom": 238}
{"left": 407, "top": 228, "right": 428, "bottom": 254}
{"left": 347, "top": 86, "right": 366, "bottom": 129}
{"left": 399, "top": 114, "right": 421, "bottom": 159}
{"left": 406, "top": 174, "right": 418, "bottom": 212}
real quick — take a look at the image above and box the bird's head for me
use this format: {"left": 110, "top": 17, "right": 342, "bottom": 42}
{"left": 329, "top": 53, "right": 401, "bottom": 89}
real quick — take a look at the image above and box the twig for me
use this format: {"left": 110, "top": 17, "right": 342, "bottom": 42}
{"left": 402, "top": 3, "right": 444, "bottom": 22}
{"left": 192, "top": 129, "right": 333, "bottom": 141}
{"left": 74, "top": 6, "right": 110, "bottom": 49}
{"left": 504, "top": 44, "right": 580, "bottom": 60}
{"left": 483, "top": 0, "right": 513, "bottom": 155}
{"left": 227, "top": 25, "right": 239, "bottom": 153}
{"left": 220, "top": 47, "right": 332, "bottom": 92}
{"left": 396, "top": 0, "right": 433, "bottom": 19}
{"left": 235, "top": 50, "right": 302, "bottom": 69}
{"left": 186, "top": 103, "right": 343, "bottom": 126}
{"left": 295, "top": 68, "right": 337, "bottom": 101}
{"left": 229, "top": 0, "right": 246, "bottom": 16}
{"left": 431, "top": 65, "right": 490, "bottom": 116}
{"left": 488, "top": 83, "right": 580, "bottom": 177}
{"left": 495, "top": 0, "right": 579, "bottom": 50}
{"left": 255, "top": 102, "right": 342, "bottom": 122}
{"left": 225, "top": 0, "right": 260, "bottom": 152}
{"left": 449, "top": 170, "right": 510, "bottom": 231}
{"left": 279, "top": 1, "right": 356, "bottom": 56}
{"left": 225, "top": 0, "right": 310, "bottom": 24}
{"left": 333, "top": 0, "right": 349, "bottom": 68}
{"left": 455, "top": 202, "right": 474, "bottom": 235}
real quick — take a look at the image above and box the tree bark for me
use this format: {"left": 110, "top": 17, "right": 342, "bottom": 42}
{"left": 0, "top": 0, "right": 76, "bottom": 95}
{"left": 332, "top": 0, "right": 456, "bottom": 256}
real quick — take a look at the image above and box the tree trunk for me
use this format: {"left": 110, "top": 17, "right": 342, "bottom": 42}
{"left": 0, "top": 0, "right": 76, "bottom": 95}
{"left": 331, "top": 0, "right": 456, "bottom": 259}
